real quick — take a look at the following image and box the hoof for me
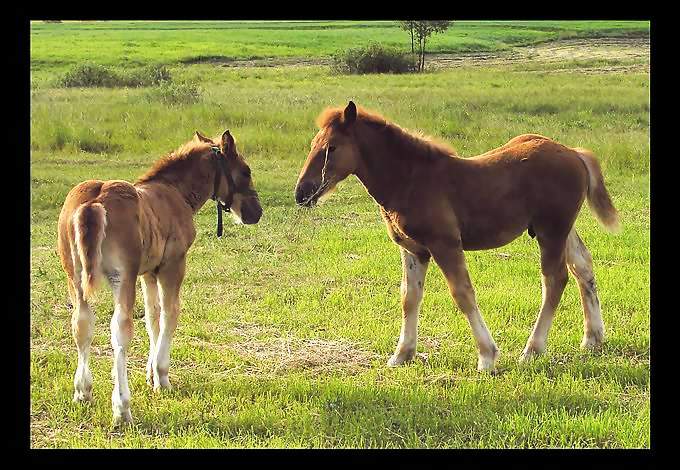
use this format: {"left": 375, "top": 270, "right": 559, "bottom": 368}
{"left": 477, "top": 345, "right": 499, "bottom": 372}
{"left": 112, "top": 408, "right": 133, "bottom": 427}
{"left": 146, "top": 360, "right": 154, "bottom": 388}
{"left": 387, "top": 348, "right": 416, "bottom": 367}
{"left": 519, "top": 346, "right": 544, "bottom": 363}
{"left": 518, "top": 350, "right": 536, "bottom": 363}
{"left": 73, "top": 388, "right": 93, "bottom": 403}
{"left": 153, "top": 377, "right": 172, "bottom": 392}
{"left": 146, "top": 370, "right": 155, "bottom": 389}
{"left": 477, "top": 359, "right": 496, "bottom": 373}
{"left": 581, "top": 331, "right": 604, "bottom": 351}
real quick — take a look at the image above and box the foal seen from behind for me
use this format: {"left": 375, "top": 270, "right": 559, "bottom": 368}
{"left": 295, "top": 101, "right": 619, "bottom": 373}
{"left": 57, "top": 130, "right": 262, "bottom": 425}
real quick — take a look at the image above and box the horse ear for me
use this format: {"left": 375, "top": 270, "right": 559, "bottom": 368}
{"left": 343, "top": 101, "right": 357, "bottom": 126}
{"left": 194, "top": 130, "right": 212, "bottom": 143}
{"left": 221, "top": 130, "right": 235, "bottom": 153}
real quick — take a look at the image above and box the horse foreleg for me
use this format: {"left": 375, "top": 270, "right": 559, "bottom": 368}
{"left": 141, "top": 273, "right": 160, "bottom": 387}
{"left": 387, "top": 247, "right": 429, "bottom": 367}
{"left": 152, "top": 257, "right": 186, "bottom": 392}
{"left": 429, "top": 239, "right": 499, "bottom": 372}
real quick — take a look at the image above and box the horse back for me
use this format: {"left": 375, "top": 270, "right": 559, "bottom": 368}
{"left": 459, "top": 135, "right": 589, "bottom": 207}
{"left": 434, "top": 136, "right": 590, "bottom": 248}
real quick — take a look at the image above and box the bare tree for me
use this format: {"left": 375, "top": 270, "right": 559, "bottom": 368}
{"left": 401, "top": 21, "right": 453, "bottom": 72}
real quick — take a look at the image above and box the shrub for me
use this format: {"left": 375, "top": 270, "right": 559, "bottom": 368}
{"left": 146, "top": 81, "right": 202, "bottom": 105}
{"left": 126, "top": 64, "right": 172, "bottom": 87}
{"left": 59, "top": 63, "right": 172, "bottom": 88}
{"left": 59, "top": 63, "right": 121, "bottom": 87}
{"left": 332, "top": 44, "right": 418, "bottom": 74}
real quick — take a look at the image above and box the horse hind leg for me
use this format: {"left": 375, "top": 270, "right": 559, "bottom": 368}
{"left": 520, "top": 235, "right": 569, "bottom": 361}
{"left": 70, "top": 277, "right": 95, "bottom": 403}
{"left": 108, "top": 269, "right": 136, "bottom": 425}
{"left": 566, "top": 229, "right": 605, "bottom": 349}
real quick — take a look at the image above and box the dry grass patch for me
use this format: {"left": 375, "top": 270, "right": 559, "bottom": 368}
{"left": 224, "top": 322, "right": 379, "bottom": 375}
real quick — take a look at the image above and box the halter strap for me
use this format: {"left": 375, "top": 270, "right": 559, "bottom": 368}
{"left": 304, "top": 145, "right": 333, "bottom": 205}
{"left": 321, "top": 145, "right": 331, "bottom": 187}
{"left": 210, "top": 146, "right": 234, "bottom": 237}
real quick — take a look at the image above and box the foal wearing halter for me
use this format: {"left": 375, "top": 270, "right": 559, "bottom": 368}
{"left": 295, "top": 101, "right": 619, "bottom": 372}
{"left": 57, "top": 130, "right": 262, "bottom": 424}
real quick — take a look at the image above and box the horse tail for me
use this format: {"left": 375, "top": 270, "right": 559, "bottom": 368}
{"left": 574, "top": 148, "right": 620, "bottom": 233}
{"left": 72, "top": 202, "right": 107, "bottom": 301}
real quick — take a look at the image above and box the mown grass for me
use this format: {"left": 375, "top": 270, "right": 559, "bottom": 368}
{"left": 30, "top": 22, "right": 649, "bottom": 448}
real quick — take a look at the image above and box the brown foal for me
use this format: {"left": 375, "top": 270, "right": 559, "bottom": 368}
{"left": 57, "top": 130, "right": 262, "bottom": 424}
{"left": 295, "top": 101, "right": 619, "bottom": 372}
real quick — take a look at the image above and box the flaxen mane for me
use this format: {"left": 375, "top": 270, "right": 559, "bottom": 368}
{"left": 136, "top": 140, "right": 212, "bottom": 185}
{"left": 317, "top": 105, "right": 458, "bottom": 161}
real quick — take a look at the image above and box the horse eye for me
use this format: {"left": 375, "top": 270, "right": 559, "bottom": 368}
{"left": 242, "top": 170, "right": 251, "bottom": 178}
{"left": 328, "top": 146, "right": 336, "bottom": 153}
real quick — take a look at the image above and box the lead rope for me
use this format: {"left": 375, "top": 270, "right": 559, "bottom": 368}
{"left": 211, "top": 146, "right": 232, "bottom": 238}
{"left": 216, "top": 201, "right": 223, "bottom": 237}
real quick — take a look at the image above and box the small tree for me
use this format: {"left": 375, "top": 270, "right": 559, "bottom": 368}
{"left": 401, "top": 21, "right": 453, "bottom": 72}
{"left": 398, "top": 21, "right": 417, "bottom": 53}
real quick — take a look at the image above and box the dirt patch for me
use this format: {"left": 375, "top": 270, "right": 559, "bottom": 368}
{"left": 428, "top": 37, "right": 650, "bottom": 73}
{"left": 524, "top": 37, "right": 649, "bottom": 63}
{"left": 208, "top": 37, "right": 649, "bottom": 74}
{"left": 219, "top": 56, "right": 332, "bottom": 68}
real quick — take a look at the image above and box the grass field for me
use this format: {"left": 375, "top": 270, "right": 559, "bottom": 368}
{"left": 30, "top": 21, "right": 650, "bottom": 448}
{"left": 30, "top": 20, "right": 649, "bottom": 72}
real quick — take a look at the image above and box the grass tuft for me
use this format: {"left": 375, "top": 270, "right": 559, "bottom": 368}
{"left": 144, "top": 81, "right": 202, "bottom": 105}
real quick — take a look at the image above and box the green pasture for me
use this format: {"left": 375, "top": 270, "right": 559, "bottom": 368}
{"left": 30, "top": 20, "right": 649, "bottom": 72}
{"left": 30, "top": 21, "right": 649, "bottom": 448}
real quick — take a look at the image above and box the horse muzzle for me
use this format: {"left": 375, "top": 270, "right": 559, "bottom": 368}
{"left": 239, "top": 198, "right": 263, "bottom": 224}
{"left": 294, "top": 180, "right": 320, "bottom": 207}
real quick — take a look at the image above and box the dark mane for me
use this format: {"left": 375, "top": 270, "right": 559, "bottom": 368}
{"left": 135, "top": 140, "right": 212, "bottom": 185}
{"left": 317, "top": 105, "right": 458, "bottom": 160}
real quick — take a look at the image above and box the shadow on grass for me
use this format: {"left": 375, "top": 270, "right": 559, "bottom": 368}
{"left": 126, "top": 361, "right": 643, "bottom": 447}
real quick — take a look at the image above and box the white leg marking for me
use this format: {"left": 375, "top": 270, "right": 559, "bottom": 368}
{"left": 387, "top": 249, "right": 428, "bottom": 367}
{"left": 72, "top": 298, "right": 94, "bottom": 402}
{"left": 153, "top": 282, "right": 179, "bottom": 391}
{"left": 566, "top": 229, "right": 605, "bottom": 349}
{"left": 466, "top": 307, "right": 499, "bottom": 371}
{"left": 141, "top": 274, "right": 160, "bottom": 387}
{"left": 109, "top": 275, "right": 134, "bottom": 425}
{"left": 521, "top": 274, "right": 558, "bottom": 361}
{"left": 430, "top": 243, "right": 499, "bottom": 372}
